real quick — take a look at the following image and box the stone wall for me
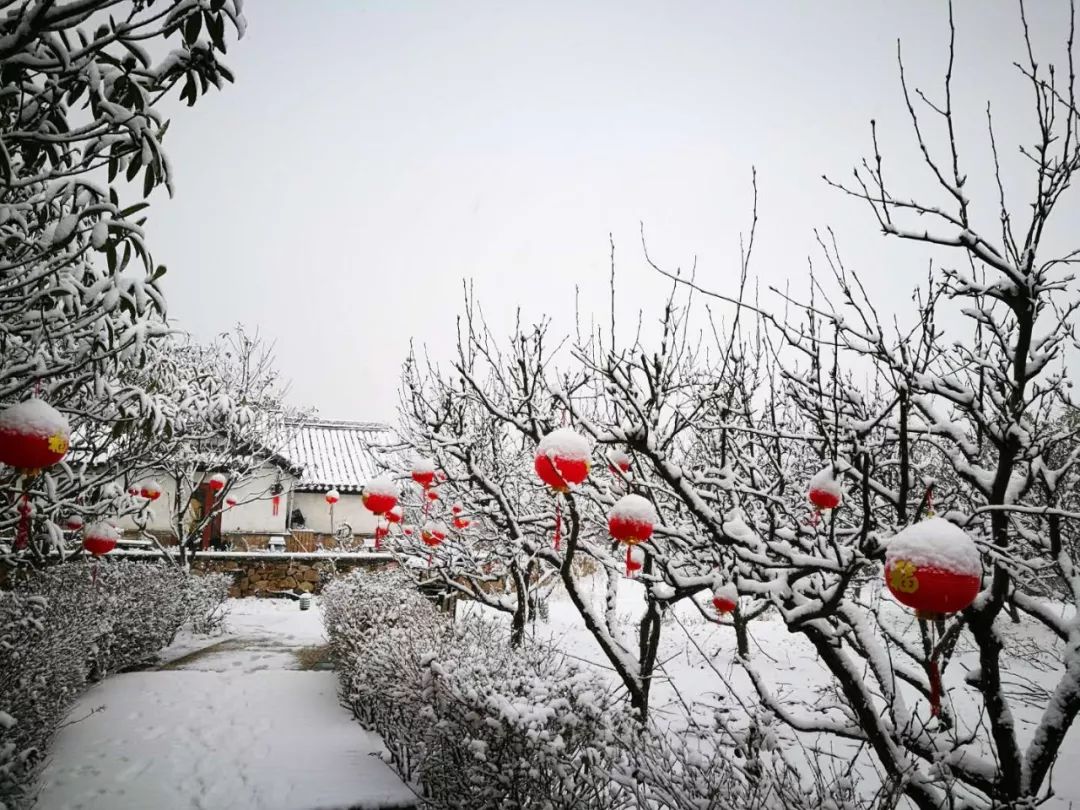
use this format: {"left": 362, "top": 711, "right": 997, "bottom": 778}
{"left": 188, "top": 554, "right": 395, "bottom": 598}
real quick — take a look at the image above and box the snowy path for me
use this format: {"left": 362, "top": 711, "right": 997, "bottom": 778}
{"left": 33, "top": 600, "right": 416, "bottom": 810}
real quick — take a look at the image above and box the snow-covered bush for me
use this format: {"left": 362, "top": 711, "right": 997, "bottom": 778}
{"left": 0, "top": 561, "right": 224, "bottom": 808}
{"left": 184, "top": 572, "right": 231, "bottom": 635}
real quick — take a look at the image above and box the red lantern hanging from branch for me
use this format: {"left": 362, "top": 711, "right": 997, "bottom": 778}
{"left": 608, "top": 494, "right": 658, "bottom": 575}
{"left": 711, "top": 583, "right": 738, "bottom": 614}
{"left": 362, "top": 476, "right": 399, "bottom": 515}
{"left": 411, "top": 457, "right": 436, "bottom": 489}
{"left": 83, "top": 522, "right": 119, "bottom": 557}
{"left": 208, "top": 473, "right": 228, "bottom": 493}
{"left": 374, "top": 524, "right": 389, "bottom": 550}
{"left": 884, "top": 517, "right": 982, "bottom": 718}
{"left": 271, "top": 482, "right": 284, "bottom": 516}
{"left": 808, "top": 465, "right": 843, "bottom": 513}
{"left": 534, "top": 428, "right": 591, "bottom": 492}
{"left": 0, "top": 399, "right": 70, "bottom": 473}
{"left": 421, "top": 521, "right": 447, "bottom": 547}
{"left": 325, "top": 489, "right": 340, "bottom": 507}
{"left": 127, "top": 486, "right": 139, "bottom": 496}
{"left": 452, "top": 515, "right": 471, "bottom": 531}
{"left": 403, "top": 527, "right": 414, "bottom": 537}
{"left": 140, "top": 480, "right": 163, "bottom": 501}
{"left": 225, "top": 496, "right": 238, "bottom": 509}
{"left": 607, "top": 450, "right": 632, "bottom": 477}
{"left": 386, "top": 505, "right": 403, "bottom": 524}
{"left": 14, "top": 497, "right": 33, "bottom": 550}
{"left": 451, "top": 503, "right": 463, "bottom": 515}
{"left": 64, "top": 515, "right": 84, "bottom": 532}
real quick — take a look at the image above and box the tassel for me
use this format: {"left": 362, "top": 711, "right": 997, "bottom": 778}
{"left": 14, "top": 493, "right": 30, "bottom": 551}
{"left": 625, "top": 545, "right": 633, "bottom": 577}
{"left": 272, "top": 494, "right": 280, "bottom": 516}
{"left": 554, "top": 498, "right": 562, "bottom": 551}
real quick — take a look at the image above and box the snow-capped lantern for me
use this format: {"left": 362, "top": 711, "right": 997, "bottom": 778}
{"left": 139, "top": 480, "right": 163, "bottom": 501}
{"left": 225, "top": 496, "right": 238, "bottom": 508}
{"left": 625, "top": 544, "right": 645, "bottom": 576}
{"left": 362, "top": 476, "right": 399, "bottom": 515}
{"left": 208, "top": 473, "right": 228, "bottom": 493}
{"left": 270, "top": 482, "right": 284, "bottom": 516}
{"left": 325, "top": 489, "right": 340, "bottom": 506}
{"left": 421, "top": 521, "right": 447, "bottom": 547}
{"left": 608, "top": 494, "right": 657, "bottom": 545}
{"left": 0, "top": 399, "right": 70, "bottom": 472}
{"left": 452, "top": 515, "right": 471, "bottom": 531}
{"left": 608, "top": 449, "right": 632, "bottom": 476}
{"left": 535, "top": 428, "right": 591, "bottom": 492}
{"left": 884, "top": 518, "right": 981, "bottom": 618}
{"left": 403, "top": 527, "right": 414, "bottom": 537}
{"left": 64, "top": 514, "right": 84, "bottom": 532}
{"left": 411, "top": 457, "right": 436, "bottom": 489}
{"left": 451, "top": 503, "right": 463, "bottom": 515}
{"left": 425, "top": 489, "right": 439, "bottom": 502}
{"left": 83, "top": 522, "right": 119, "bottom": 557}
{"left": 386, "top": 505, "right": 403, "bottom": 524}
{"left": 808, "top": 465, "right": 842, "bottom": 511}
{"left": 711, "top": 583, "right": 738, "bottom": 614}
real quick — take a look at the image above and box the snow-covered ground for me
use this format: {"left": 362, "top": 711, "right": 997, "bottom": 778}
{"left": 461, "top": 575, "right": 1080, "bottom": 808}
{"left": 33, "top": 599, "right": 415, "bottom": 810}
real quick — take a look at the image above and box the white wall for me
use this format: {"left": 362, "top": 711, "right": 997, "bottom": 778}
{"left": 290, "top": 491, "right": 380, "bottom": 535}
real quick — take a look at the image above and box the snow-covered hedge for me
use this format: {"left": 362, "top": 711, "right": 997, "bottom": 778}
{"left": 0, "top": 561, "right": 225, "bottom": 809}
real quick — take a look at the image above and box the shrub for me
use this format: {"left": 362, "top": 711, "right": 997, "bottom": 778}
{"left": 0, "top": 560, "right": 225, "bottom": 809}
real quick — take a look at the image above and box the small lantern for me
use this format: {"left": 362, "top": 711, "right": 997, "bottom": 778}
{"left": 127, "top": 486, "right": 139, "bottom": 496}
{"left": 711, "top": 583, "right": 738, "bottom": 614}
{"left": 0, "top": 399, "right": 70, "bottom": 472}
{"left": 325, "top": 489, "right": 340, "bottom": 506}
{"left": 64, "top": 514, "right": 84, "bottom": 531}
{"left": 608, "top": 449, "right": 632, "bottom": 476}
{"left": 271, "top": 481, "right": 284, "bottom": 516}
{"left": 452, "top": 515, "right": 471, "bottom": 530}
{"left": 421, "top": 521, "right": 447, "bottom": 547}
{"left": 83, "top": 522, "right": 119, "bottom": 557}
{"left": 884, "top": 518, "right": 981, "bottom": 618}
{"left": 386, "top": 505, "right": 403, "bottom": 524}
{"left": 225, "top": 496, "right": 238, "bottom": 508}
{"left": 426, "top": 489, "right": 439, "bottom": 502}
{"left": 535, "top": 428, "right": 591, "bottom": 492}
{"left": 140, "top": 480, "right": 163, "bottom": 501}
{"left": 451, "top": 503, "right": 463, "bottom": 515}
{"left": 208, "top": 473, "right": 228, "bottom": 493}
{"left": 411, "top": 458, "right": 436, "bottom": 489}
{"left": 808, "top": 464, "right": 842, "bottom": 511}
{"left": 403, "top": 527, "right": 414, "bottom": 537}
{"left": 608, "top": 494, "right": 657, "bottom": 545}
{"left": 362, "top": 476, "right": 399, "bottom": 515}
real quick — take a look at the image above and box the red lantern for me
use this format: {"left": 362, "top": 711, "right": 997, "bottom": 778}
{"left": 426, "top": 489, "right": 439, "bottom": 502}
{"left": 83, "top": 522, "right": 119, "bottom": 557}
{"left": 225, "top": 496, "right": 238, "bottom": 508}
{"left": 386, "top": 505, "right": 403, "bottom": 524}
{"left": 808, "top": 465, "right": 842, "bottom": 511}
{"left": 325, "top": 489, "right": 340, "bottom": 506}
{"left": 272, "top": 494, "right": 281, "bottom": 516}
{"left": 452, "top": 516, "right": 471, "bottom": 530}
{"left": 0, "top": 399, "right": 70, "bottom": 472}
{"left": 608, "top": 450, "right": 632, "bottom": 476}
{"left": 535, "top": 428, "right": 591, "bottom": 492}
{"left": 411, "top": 458, "right": 436, "bottom": 489}
{"left": 711, "top": 583, "right": 738, "bottom": 614}
{"left": 421, "top": 521, "right": 446, "bottom": 547}
{"left": 608, "top": 494, "right": 657, "bottom": 545}
{"left": 362, "top": 476, "right": 399, "bottom": 515}
{"left": 884, "top": 518, "right": 981, "bottom": 618}
{"left": 403, "top": 527, "right": 414, "bottom": 537}
{"left": 208, "top": 473, "right": 227, "bottom": 493}
{"left": 127, "top": 486, "right": 139, "bottom": 496}
{"left": 451, "top": 503, "right": 463, "bottom": 515}
{"left": 140, "top": 480, "right": 163, "bottom": 501}
{"left": 64, "top": 514, "right": 84, "bottom": 531}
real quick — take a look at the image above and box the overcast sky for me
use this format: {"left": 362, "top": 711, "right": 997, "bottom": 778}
{"left": 146, "top": 1, "right": 1073, "bottom": 423}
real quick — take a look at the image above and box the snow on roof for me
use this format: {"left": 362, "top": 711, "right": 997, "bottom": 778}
{"left": 282, "top": 419, "right": 398, "bottom": 493}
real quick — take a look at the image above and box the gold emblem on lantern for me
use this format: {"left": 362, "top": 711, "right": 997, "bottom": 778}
{"left": 890, "top": 559, "right": 920, "bottom": 594}
{"left": 48, "top": 433, "right": 69, "bottom": 454}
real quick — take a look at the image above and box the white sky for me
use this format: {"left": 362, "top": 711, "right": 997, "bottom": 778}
{"left": 145, "top": 1, "right": 1075, "bottom": 422}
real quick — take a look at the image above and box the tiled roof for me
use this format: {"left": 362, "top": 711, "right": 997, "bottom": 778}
{"left": 282, "top": 419, "right": 398, "bottom": 492}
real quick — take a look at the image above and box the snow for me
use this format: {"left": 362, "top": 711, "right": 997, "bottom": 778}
{"left": 208, "top": 472, "right": 228, "bottom": 488}
{"left": 0, "top": 398, "right": 69, "bottom": 438}
{"left": 712, "top": 582, "right": 738, "bottom": 604}
{"left": 34, "top": 599, "right": 414, "bottom": 810}
{"left": 884, "top": 517, "right": 982, "bottom": 576}
{"left": 536, "top": 427, "right": 591, "bottom": 461}
{"left": 808, "top": 464, "right": 843, "bottom": 497}
{"left": 411, "top": 456, "right": 435, "bottom": 474}
{"left": 325, "top": 487, "right": 340, "bottom": 503}
{"left": 363, "top": 475, "right": 400, "bottom": 498}
{"left": 84, "top": 521, "right": 120, "bottom": 541}
{"left": 608, "top": 493, "right": 658, "bottom": 525}
{"left": 607, "top": 449, "right": 631, "bottom": 470}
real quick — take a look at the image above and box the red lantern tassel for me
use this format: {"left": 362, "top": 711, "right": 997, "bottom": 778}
{"left": 928, "top": 658, "right": 942, "bottom": 718}
{"left": 375, "top": 521, "right": 382, "bottom": 552}
{"left": 554, "top": 498, "right": 562, "bottom": 551}
{"left": 14, "top": 493, "right": 30, "bottom": 551}
{"left": 272, "top": 494, "right": 280, "bottom": 516}
{"left": 625, "top": 545, "right": 633, "bottom": 577}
